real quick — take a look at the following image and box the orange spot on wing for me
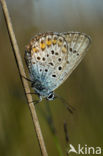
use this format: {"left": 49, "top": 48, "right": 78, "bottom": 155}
{"left": 32, "top": 47, "right": 39, "bottom": 53}
{"left": 46, "top": 39, "right": 52, "bottom": 46}
{"left": 52, "top": 39, "right": 57, "bottom": 45}
{"left": 62, "top": 46, "right": 67, "bottom": 53}
{"left": 58, "top": 39, "right": 63, "bottom": 46}
{"left": 40, "top": 43, "right": 46, "bottom": 50}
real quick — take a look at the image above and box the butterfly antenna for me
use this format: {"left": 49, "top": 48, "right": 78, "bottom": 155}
{"left": 55, "top": 94, "right": 75, "bottom": 114}
{"left": 45, "top": 100, "right": 56, "bottom": 134}
{"left": 64, "top": 121, "right": 69, "bottom": 143}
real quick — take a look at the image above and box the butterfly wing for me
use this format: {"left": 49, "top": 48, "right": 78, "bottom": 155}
{"left": 25, "top": 32, "right": 91, "bottom": 96}
{"left": 54, "top": 32, "right": 91, "bottom": 89}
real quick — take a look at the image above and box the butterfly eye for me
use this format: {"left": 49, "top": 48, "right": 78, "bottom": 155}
{"left": 47, "top": 92, "right": 54, "bottom": 101}
{"left": 25, "top": 31, "right": 91, "bottom": 105}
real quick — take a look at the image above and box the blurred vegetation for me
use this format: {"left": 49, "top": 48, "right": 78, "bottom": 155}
{"left": 0, "top": 0, "right": 103, "bottom": 156}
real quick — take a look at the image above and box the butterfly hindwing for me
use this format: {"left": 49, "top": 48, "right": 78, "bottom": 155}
{"left": 25, "top": 33, "right": 68, "bottom": 96}
{"left": 54, "top": 32, "right": 91, "bottom": 89}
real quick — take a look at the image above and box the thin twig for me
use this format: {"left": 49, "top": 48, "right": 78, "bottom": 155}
{"left": 0, "top": 0, "right": 48, "bottom": 156}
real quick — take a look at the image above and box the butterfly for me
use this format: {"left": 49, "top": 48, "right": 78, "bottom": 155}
{"left": 25, "top": 32, "right": 91, "bottom": 103}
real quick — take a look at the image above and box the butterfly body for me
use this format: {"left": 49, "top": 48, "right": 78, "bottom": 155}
{"left": 25, "top": 32, "right": 91, "bottom": 101}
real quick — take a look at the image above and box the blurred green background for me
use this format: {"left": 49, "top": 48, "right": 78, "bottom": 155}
{"left": 0, "top": 0, "right": 103, "bottom": 156}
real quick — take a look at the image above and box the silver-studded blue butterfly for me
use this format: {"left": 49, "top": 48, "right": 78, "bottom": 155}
{"left": 25, "top": 32, "right": 91, "bottom": 103}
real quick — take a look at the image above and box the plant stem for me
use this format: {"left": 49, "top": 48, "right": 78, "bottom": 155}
{"left": 0, "top": 0, "right": 48, "bottom": 155}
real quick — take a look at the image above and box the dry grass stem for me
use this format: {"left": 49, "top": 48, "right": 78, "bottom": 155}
{"left": 0, "top": 0, "right": 48, "bottom": 155}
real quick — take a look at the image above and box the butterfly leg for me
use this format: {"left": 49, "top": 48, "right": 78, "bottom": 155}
{"left": 29, "top": 96, "right": 42, "bottom": 105}
{"left": 21, "top": 75, "right": 33, "bottom": 82}
{"left": 21, "top": 76, "right": 37, "bottom": 94}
